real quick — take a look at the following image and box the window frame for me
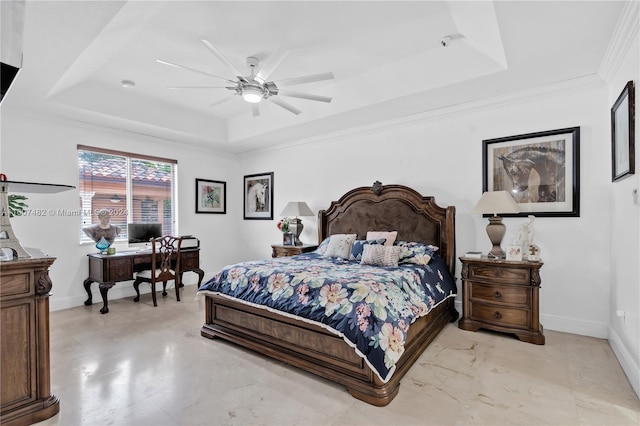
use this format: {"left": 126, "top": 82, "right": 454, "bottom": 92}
{"left": 77, "top": 145, "right": 178, "bottom": 244}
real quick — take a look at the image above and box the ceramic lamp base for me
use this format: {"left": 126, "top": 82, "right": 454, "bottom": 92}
{"left": 486, "top": 216, "right": 506, "bottom": 258}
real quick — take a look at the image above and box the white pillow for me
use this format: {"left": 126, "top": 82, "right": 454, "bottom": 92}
{"left": 366, "top": 231, "right": 398, "bottom": 246}
{"left": 360, "top": 244, "right": 402, "bottom": 267}
{"left": 322, "top": 234, "right": 357, "bottom": 259}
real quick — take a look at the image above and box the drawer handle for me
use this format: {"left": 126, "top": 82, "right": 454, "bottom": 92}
{"left": 493, "top": 291, "right": 502, "bottom": 299}
{"left": 492, "top": 311, "right": 502, "bottom": 320}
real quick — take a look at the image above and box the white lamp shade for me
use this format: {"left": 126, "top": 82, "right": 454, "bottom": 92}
{"left": 472, "top": 191, "right": 520, "bottom": 216}
{"left": 280, "top": 201, "right": 314, "bottom": 217}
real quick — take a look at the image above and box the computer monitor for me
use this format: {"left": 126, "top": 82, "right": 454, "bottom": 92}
{"left": 127, "top": 223, "right": 162, "bottom": 249}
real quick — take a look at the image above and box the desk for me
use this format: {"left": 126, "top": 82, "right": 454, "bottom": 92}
{"left": 83, "top": 248, "right": 203, "bottom": 314}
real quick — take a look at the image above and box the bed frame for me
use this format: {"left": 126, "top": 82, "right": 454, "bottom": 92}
{"left": 201, "top": 182, "right": 458, "bottom": 406}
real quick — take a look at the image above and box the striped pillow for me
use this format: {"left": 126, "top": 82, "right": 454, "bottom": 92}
{"left": 360, "top": 244, "right": 402, "bottom": 267}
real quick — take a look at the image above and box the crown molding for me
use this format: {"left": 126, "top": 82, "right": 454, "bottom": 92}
{"left": 257, "top": 74, "right": 605, "bottom": 155}
{"left": 598, "top": 0, "right": 640, "bottom": 82}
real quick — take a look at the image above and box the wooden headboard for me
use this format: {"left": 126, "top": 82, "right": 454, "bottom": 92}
{"left": 318, "top": 181, "right": 456, "bottom": 276}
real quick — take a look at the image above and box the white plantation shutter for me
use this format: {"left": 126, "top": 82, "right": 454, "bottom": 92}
{"left": 78, "top": 146, "right": 178, "bottom": 243}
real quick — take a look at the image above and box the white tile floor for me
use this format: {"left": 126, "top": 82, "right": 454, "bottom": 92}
{"left": 37, "top": 285, "right": 639, "bottom": 425}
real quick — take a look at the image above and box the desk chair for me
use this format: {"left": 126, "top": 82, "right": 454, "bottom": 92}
{"left": 133, "top": 236, "right": 183, "bottom": 307}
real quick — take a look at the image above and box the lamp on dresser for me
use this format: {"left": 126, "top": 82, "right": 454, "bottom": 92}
{"left": 471, "top": 190, "right": 520, "bottom": 258}
{"left": 280, "top": 201, "right": 314, "bottom": 245}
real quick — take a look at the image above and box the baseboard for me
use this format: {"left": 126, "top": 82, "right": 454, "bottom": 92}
{"left": 452, "top": 301, "right": 608, "bottom": 339}
{"left": 49, "top": 282, "right": 200, "bottom": 312}
{"left": 540, "top": 313, "right": 608, "bottom": 339}
{"left": 608, "top": 326, "right": 640, "bottom": 399}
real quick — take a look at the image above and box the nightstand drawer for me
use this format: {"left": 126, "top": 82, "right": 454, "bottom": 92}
{"left": 470, "top": 303, "right": 529, "bottom": 328}
{"left": 271, "top": 244, "right": 317, "bottom": 258}
{"left": 470, "top": 282, "right": 529, "bottom": 306}
{"left": 468, "top": 264, "right": 529, "bottom": 285}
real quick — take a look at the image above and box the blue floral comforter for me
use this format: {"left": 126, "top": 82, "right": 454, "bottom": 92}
{"left": 197, "top": 252, "right": 456, "bottom": 382}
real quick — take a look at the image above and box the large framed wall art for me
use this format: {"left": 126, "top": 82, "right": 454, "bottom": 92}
{"left": 482, "top": 127, "right": 580, "bottom": 217}
{"left": 611, "top": 80, "right": 635, "bottom": 182}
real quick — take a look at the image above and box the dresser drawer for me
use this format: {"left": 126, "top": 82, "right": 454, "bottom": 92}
{"left": 468, "top": 264, "right": 530, "bottom": 285}
{"left": 0, "top": 270, "right": 32, "bottom": 297}
{"left": 470, "top": 303, "right": 529, "bottom": 328}
{"left": 107, "top": 259, "right": 133, "bottom": 281}
{"left": 470, "top": 282, "right": 530, "bottom": 306}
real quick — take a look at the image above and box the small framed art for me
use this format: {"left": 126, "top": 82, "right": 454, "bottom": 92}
{"left": 244, "top": 172, "right": 274, "bottom": 220}
{"left": 283, "top": 232, "right": 295, "bottom": 246}
{"left": 483, "top": 126, "right": 580, "bottom": 217}
{"left": 196, "top": 178, "right": 226, "bottom": 214}
{"left": 506, "top": 245, "right": 523, "bottom": 261}
{"left": 611, "top": 80, "right": 635, "bottom": 182}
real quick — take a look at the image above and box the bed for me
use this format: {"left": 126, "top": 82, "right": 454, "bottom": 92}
{"left": 198, "top": 182, "right": 458, "bottom": 406}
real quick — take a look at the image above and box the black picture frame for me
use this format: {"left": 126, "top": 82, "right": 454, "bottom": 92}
{"left": 243, "top": 172, "right": 274, "bottom": 220}
{"left": 195, "top": 178, "right": 226, "bottom": 214}
{"left": 482, "top": 127, "right": 580, "bottom": 217}
{"left": 611, "top": 80, "right": 635, "bottom": 182}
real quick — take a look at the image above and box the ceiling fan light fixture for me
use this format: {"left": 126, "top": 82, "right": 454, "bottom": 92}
{"left": 242, "top": 86, "right": 263, "bottom": 103}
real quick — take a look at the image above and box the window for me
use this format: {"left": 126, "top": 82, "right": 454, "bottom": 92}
{"left": 78, "top": 145, "right": 178, "bottom": 243}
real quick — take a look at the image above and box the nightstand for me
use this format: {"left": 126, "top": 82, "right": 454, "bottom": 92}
{"left": 271, "top": 244, "right": 318, "bottom": 258}
{"left": 458, "top": 256, "right": 545, "bottom": 345}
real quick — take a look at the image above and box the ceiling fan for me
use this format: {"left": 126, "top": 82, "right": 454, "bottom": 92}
{"left": 157, "top": 39, "right": 334, "bottom": 116}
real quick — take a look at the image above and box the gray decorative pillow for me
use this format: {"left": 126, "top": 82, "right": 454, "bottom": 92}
{"left": 360, "top": 244, "right": 402, "bottom": 267}
{"left": 322, "top": 234, "right": 357, "bottom": 259}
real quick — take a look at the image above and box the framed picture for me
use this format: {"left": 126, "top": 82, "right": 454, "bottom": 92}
{"left": 506, "top": 245, "right": 523, "bottom": 261}
{"left": 282, "top": 232, "right": 295, "bottom": 246}
{"left": 196, "top": 178, "right": 226, "bottom": 214}
{"left": 244, "top": 172, "right": 274, "bottom": 220}
{"left": 482, "top": 127, "right": 580, "bottom": 217}
{"left": 611, "top": 80, "right": 635, "bottom": 182}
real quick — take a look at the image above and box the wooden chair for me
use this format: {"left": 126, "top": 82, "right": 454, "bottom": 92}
{"left": 133, "top": 236, "right": 183, "bottom": 307}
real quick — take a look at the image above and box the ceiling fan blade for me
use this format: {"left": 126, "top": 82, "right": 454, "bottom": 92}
{"left": 208, "top": 97, "right": 234, "bottom": 108}
{"left": 255, "top": 49, "right": 289, "bottom": 83}
{"left": 156, "top": 59, "right": 234, "bottom": 83}
{"left": 251, "top": 104, "right": 260, "bottom": 117}
{"left": 277, "top": 90, "right": 332, "bottom": 103}
{"left": 274, "top": 72, "right": 335, "bottom": 87}
{"left": 199, "top": 39, "right": 244, "bottom": 78}
{"left": 166, "top": 86, "right": 228, "bottom": 89}
{"left": 269, "top": 97, "right": 301, "bottom": 115}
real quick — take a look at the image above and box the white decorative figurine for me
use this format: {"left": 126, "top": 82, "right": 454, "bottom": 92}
{"left": 517, "top": 215, "right": 540, "bottom": 261}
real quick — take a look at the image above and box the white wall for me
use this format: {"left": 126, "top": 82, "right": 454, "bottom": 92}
{"left": 0, "top": 76, "right": 616, "bottom": 342}
{"left": 0, "top": 111, "right": 241, "bottom": 310}
{"left": 238, "top": 80, "right": 613, "bottom": 340}
{"left": 604, "top": 3, "right": 640, "bottom": 398}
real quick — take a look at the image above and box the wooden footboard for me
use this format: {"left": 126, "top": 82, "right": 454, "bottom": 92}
{"left": 201, "top": 293, "right": 458, "bottom": 406}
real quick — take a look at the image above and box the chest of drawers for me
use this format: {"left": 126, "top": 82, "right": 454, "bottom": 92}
{"left": 458, "top": 257, "right": 544, "bottom": 344}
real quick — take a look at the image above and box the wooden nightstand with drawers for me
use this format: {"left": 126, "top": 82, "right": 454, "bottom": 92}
{"left": 459, "top": 257, "right": 544, "bottom": 345}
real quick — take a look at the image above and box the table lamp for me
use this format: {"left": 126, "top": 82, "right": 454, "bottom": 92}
{"left": 280, "top": 201, "right": 314, "bottom": 245}
{"left": 1, "top": 177, "right": 75, "bottom": 259}
{"left": 471, "top": 191, "right": 520, "bottom": 258}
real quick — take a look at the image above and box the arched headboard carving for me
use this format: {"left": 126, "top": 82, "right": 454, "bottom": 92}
{"left": 318, "top": 182, "right": 456, "bottom": 276}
